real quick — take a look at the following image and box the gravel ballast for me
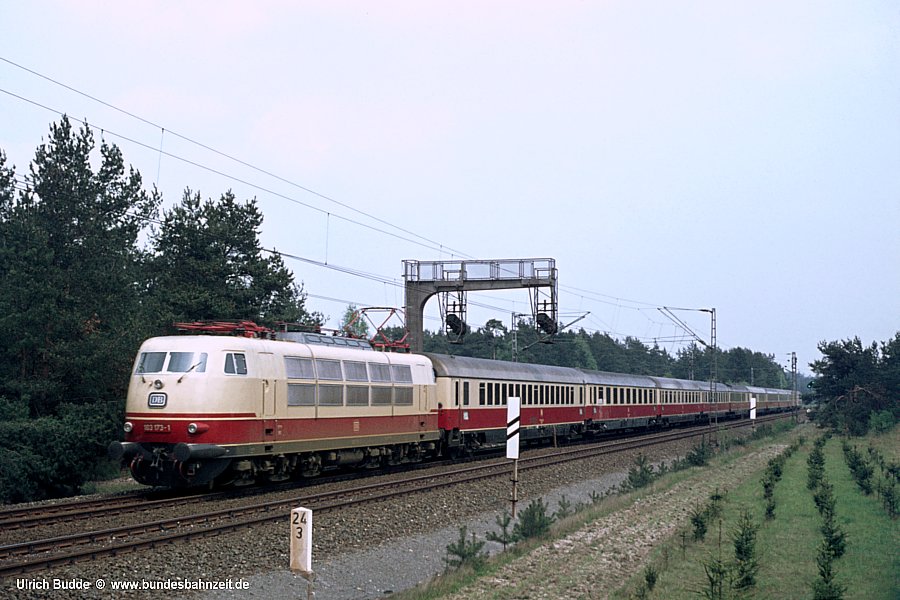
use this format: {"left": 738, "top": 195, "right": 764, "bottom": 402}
{"left": 1, "top": 429, "right": 773, "bottom": 600}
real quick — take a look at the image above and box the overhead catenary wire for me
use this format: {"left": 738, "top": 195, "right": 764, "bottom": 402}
{"left": 1, "top": 58, "right": 735, "bottom": 350}
{"left": 0, "top": 56, "right": 473, "bottom": 261}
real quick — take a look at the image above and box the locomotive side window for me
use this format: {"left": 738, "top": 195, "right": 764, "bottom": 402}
{"left": 136, "top": 352, "right": 166, "bottom": 373}
{"left": 318, "top": 384, "right": 343, "bottom": 405}
{"left": 391, "top": 364, "right": 413, "bottom": 383}
{"left": 394, "top": 387, "right": 413, "bottom": 405}
{"left": 371, "top": 387, "right": 392, "bottom": 405}
{"left": 225, "top": 353, "right": 248, "bottom": 375}
{"left": 287, "top": 383, "right": 315, "bottom": 406}
{"left": 368, "top": 363, "right": 391, "bottom": 383}
{"left": 317, "top": 359, "right": 343, "bottom": 380}
{"left": 344, "top": 361, "right": 368, "bottom": 381}
{"left": 346, "top": 386, "right": 369, "bottom": 406}
{"left": 285, "top": 357, "right": 315, "bottom": 379}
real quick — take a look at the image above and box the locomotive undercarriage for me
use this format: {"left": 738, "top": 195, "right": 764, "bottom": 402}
{"left": 122, "top": 441, "right": 438, "bottom": 488}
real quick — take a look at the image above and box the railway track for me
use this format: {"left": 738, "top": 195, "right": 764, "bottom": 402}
{"left": 0, "top": 413, "right": 788, "bottom": 578}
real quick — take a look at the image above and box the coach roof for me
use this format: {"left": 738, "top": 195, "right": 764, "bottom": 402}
{"left": 423, "top": 353, "right": 585, "bottom": 384}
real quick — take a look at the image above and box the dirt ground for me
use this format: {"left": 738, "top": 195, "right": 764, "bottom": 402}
{"left": 442, "top": 444, "right": 786, "bottom": 600}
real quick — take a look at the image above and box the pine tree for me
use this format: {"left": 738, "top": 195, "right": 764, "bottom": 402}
{"left": 731, "top": 508, "right": 759, "bottom": 589}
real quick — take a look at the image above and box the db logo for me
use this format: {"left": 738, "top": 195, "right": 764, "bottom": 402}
{"left": 148, "top": 393, "right": 167, "bottom": 408}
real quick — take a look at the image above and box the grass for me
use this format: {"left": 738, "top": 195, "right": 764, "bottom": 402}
{"left": 617, "top": 425, "right": 899, "bottom": 599}
{"left": 389, "top": 468, "right": 690, "bottom": 600}
{"left": 391, "top": 421, "right": 809, "bottom": 600}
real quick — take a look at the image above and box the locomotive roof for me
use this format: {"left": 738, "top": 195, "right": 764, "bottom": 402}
{"left": 140, "top": 335, "right": 430, "bottom": 367}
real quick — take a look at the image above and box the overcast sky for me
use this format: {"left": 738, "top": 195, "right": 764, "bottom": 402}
{"left": 2, "top": 1, "right": 898, "bottom": 374}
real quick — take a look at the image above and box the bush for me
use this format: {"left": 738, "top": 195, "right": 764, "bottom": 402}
{"left": 868, "top": 410, "right": 895, "bottom": 435}
{"left": 485, "top": 511, "right": 515, "bottom": 550}
{"left": 685, "top": 440, "right": 713, "bottom": 467}
{"left": 812, "top": 539, "right": 846, "bottom": 600}
{"left": 513, "top": 498, "right": 555, "bottom": 541}
{"left": 691, "top": 502, "right": 709, "bottom": 541}
{"left": 622, "top": 453, "right": 656, "bottom": 491}
{"left": 0, "top": 401, "right": 120, "bottom": 503}
{"left": 444, "top": 526, "right": 486, "bottom": 571}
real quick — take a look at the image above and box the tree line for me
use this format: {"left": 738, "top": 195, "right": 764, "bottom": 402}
{"left": 808, "top": 334, "right": 899, "bottom": 435}
{"left": 0, "top": 118, "right": 321, "bottom": 502}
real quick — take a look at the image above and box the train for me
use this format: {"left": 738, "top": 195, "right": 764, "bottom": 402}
{"left": 108, "top": 324, "right": 797, "bottom": 488}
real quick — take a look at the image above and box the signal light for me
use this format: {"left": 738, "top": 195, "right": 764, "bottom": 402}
{"left": 536, "top": 312, "right": 558, "bottom": 335}
{"left": 446, "top": 314, "right": 468, "bottom": 336}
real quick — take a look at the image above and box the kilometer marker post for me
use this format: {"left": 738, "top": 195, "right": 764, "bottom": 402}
{"left": 507, "top": 396, "right": 521, "bottom": 517}
{"left": 290, "top": 507, "right": 314, "bottom": 599}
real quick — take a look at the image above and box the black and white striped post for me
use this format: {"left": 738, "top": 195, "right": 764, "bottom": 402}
{"left": 506, "top": 396, "right": 521, "bottom": 517}
{"left": 750, "top": 395, "right": 757, "bottom": 433}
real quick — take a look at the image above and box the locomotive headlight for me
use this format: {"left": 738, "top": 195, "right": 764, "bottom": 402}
{"left": 153, "top": 379, "right": 164, "bottom": 390}
{"left": 187, "top": 422, "right": 209, "bottom": 435}
{"left": 123, "top": 421, "right": 133, "bottom": 433}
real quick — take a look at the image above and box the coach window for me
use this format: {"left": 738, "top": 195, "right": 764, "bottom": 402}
{"left": 479, "top": 382, "right": 486, "bottom": 405}
{"left": 224, "top": 353, "right": 248, "bottom": 375}
{"left": 463, "top": 381, "right": 470, "bottom": 406}
{"left": 501, "top": 383, "right": 508, "bottom": 405}
{"left": 454, "top": 381, "right": 460, "bottom": 407}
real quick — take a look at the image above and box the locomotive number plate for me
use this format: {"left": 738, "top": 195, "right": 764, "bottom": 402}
{"left": 143, "top": 423, "right": 171, "bottom": 433}
{"left": 148, "top": 392, "right": 167, "bottom": 408}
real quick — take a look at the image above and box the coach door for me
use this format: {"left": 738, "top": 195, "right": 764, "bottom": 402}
{"left": 258, "top": 352, "right": 277, "bottom": 441}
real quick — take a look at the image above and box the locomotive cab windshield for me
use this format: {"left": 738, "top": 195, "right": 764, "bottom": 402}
{"left": 136, "top": 351, "right": 209, "bottom": 374}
